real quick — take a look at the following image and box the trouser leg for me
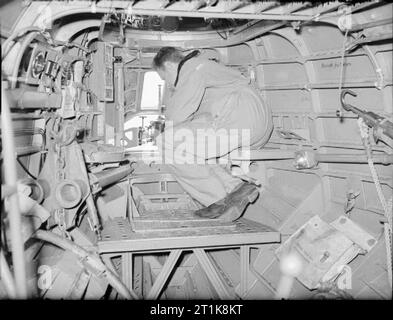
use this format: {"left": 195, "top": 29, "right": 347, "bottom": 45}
{"left": 165, "top": 164, "right": 231, "bottom": 206}
{"left": 156, "top": 118, "right": 242, "bottom": 207}
{"left": 156, "top": 90, "right": 272, "bottom": 214}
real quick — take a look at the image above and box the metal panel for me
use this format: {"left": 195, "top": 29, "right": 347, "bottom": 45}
{"left": 261, "top": 33, "right": 300, "bottom": 58}
{"left": 264, "top": 90, "right": 313, "bottom": 112}
{"left": 297, "top": 25, "right": 348, "bottom": 52}
{"left": 259, "top": 63, "right": 308, "bottom": 86}
{"left": 311, "top": 55, "right": 378, "bottom": 82}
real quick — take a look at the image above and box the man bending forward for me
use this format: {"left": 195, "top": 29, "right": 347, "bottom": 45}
{"left": 153, "top": 47, "right": 273, "bottom": 221}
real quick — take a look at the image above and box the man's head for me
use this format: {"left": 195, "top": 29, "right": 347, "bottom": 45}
{"left": 152, "top": 47, "right": 184, "bottom": 87}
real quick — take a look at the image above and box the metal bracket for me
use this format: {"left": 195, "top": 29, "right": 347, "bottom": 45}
{"left": 276, "top": 129, "right": 306, "bottom": 141}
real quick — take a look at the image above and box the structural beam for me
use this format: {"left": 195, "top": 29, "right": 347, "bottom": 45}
{"left": 146, "top": 250, "right": 182, "bottom": 300}
{"left": 194, "top": 249, "right": 237, "bottom": 300}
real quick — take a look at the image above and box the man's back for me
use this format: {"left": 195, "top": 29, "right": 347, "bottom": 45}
{"left": 165, "top": 56, "right": 272, "bottom": 148}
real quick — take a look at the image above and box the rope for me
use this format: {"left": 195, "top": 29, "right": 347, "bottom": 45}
{"left": 384, "top": 221, "right": 392, "bottom": 291}
{"left": 357, "top": 118, "right": 392, "bottom": 290}
{"left": 385, "top": 198, "right": 393, "bottom": 292}
{"left": 337, "top": 29, "right": 349, "bottom": 117}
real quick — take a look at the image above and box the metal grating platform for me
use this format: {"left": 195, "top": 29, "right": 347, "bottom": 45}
{"left": 98, "top": 217, "right": 280, "bottom": 253}
{"left": 130, "top": 209, "right": 236, "bottom": 233}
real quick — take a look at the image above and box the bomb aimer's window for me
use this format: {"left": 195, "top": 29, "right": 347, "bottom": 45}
{"left": 140, "top": 71, "right": 165, "bottom": 110}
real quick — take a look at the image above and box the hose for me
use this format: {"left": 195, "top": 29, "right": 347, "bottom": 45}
{"left": 10, "top": 31, "right": 39, "bottom": 89}
{"left": 1, "top": 27, "right": 42, "bottom": 60}
{"left": 33, "top": 230, "right": 137, "bottom": 300}
{"left": 1, "top": 81, "right": 28, "bottom": 298}
{"left": 0, "top": 250, "right": 17, "bottom": 299}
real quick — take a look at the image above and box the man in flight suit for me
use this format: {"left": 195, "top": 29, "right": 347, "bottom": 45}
{"left": 153, "top": 47, "right": 273, "bottom": 221}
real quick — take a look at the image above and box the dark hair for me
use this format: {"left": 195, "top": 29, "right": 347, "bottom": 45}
{"left": 152, "top": 47, "right": 184, "bottom": 70}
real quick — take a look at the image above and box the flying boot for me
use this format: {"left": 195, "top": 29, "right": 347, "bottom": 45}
{"left": 194, "top": 182, "right": 259, "bottom": 222}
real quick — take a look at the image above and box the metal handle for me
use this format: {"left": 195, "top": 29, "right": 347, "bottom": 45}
{"left": 340, "top": 89, "right": 357, "bottom": 112}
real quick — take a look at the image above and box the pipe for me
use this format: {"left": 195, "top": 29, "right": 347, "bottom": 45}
{"left": 316, "top": 153, "right": 393, "bottom": 165}
{"left": 0, "top": 128, "right": 46, "bottom": 157}
{"left": 91, "top": 164, "right": 133, "bottom": 190}
{"left": 0, "top": 250, "right": 17, "bottom": 299}
{"left": 49, "top": 6, "right": 315, "bottom": 23}
{"left": 1, "top": 82, "right": 28, "bottom": 298}
{"left": 1, "top": 27, "right": 42, "bottom": 59}
{"left": 7, "top": 89, "right": 62, "bottom": 110}
{"left": 10, "top": 31, "right": 39, "bottom": 89}
{"left": 33, "top": 230, "right": 136, "bottom": 300}
{"left": 236, "top": 149, "right": 393, "bottom": 164}
{"left": 11, "top": 114, "right": 44, "bottom": 121}
{"left": 294, "top": 151, "right": 393, "bottom": 169}
{"left": 232, "top": 2, "right": 311, "bottom": 35}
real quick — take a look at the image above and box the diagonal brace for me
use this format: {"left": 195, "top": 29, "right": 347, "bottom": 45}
{"left": 193, "top": 248, "right": 237, "bottom": 300}
{"left": 146, "top": 249, "right": 182, "bottom": 300}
